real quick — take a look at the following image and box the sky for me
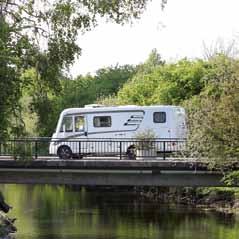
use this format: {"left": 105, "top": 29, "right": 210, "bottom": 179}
{"left": 70, "top": 0, "right": 239, "bottom": 77}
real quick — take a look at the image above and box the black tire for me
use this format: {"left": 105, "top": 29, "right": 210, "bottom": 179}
{"left": 57, "top": 145, "right": 72, "bottom": 159}
{"left": 126, "top": 145, "right": 136, "bottom": 160}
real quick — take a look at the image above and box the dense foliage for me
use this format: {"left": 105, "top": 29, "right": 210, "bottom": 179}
{"left": 0, "top": 0, "right": 152, "bottom": 137}
{"left": 99, "top": 52, "right": 239, "bottom": 169}
{"left": 116, "top": 58, "right": 207, "bottom": 105}
{"left": 185, "top": 56, "right": 239, "bottom": 167}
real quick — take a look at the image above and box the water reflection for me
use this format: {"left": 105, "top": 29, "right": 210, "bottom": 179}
{"left": 0, "top": 185, "right": 238, "bottom": 239}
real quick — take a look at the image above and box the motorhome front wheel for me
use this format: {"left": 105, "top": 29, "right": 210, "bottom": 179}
{"left": 57, "top": 145, "right": 72, "bottom": 159}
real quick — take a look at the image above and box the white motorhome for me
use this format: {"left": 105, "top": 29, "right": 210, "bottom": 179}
{"left": 49, "top": 104, "right": 186, "bottom": 159}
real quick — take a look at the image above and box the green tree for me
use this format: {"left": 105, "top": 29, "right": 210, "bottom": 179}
{"left": 0, "top": 0, "right": 154, "bottom": 137}
{"left": 117, "top": 58, "right": 207, "bottom": 105}
{"left": 0, "top": 17, "right": 26, "bottom": 137}
{"left": 94, "top": 64, "right": 136, "bottom": 98}
{"left": 185, "top": 55, "right": 239, "bottom": 168}
{"left": 137, "top": 48, "right": 165, "bottom": 74}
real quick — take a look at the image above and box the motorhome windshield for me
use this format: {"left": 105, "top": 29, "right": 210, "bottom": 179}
{"left": 60, "top": 116, "right": 73, "bottom": 132}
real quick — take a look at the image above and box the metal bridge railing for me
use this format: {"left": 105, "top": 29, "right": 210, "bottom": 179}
{"left": 0, "top": 138, "right": 187, "bottom": 160}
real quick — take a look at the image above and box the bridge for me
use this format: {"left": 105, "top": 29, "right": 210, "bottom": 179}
{"left": 0, "top": 138, "right": 231, "bottom": 187}
{"left": 0, "top": 157, "right": 225, "bottom": 187}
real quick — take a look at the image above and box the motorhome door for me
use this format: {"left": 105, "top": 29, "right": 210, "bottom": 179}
{"left": 74, "top": 115, "right": 88, "bottom": 154}
{"left": 74, "top": 115, "right": 87, "bottom": 136}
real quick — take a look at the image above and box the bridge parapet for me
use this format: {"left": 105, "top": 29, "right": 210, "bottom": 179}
{"left": 0, "top": 158, "right": 226, "bottom": 187}
{"left": 0, "top": 158, "right": 207, "bottom": 170}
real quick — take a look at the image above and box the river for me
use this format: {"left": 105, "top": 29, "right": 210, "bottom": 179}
{"left": 0, "top": 185, "right": 239, "bottom": 239}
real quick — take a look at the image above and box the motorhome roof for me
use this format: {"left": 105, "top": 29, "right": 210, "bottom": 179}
{"left": 61, "top": 105, "right": 182, "bottom": 115}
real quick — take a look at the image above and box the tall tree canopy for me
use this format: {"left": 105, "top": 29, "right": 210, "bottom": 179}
{"left": 116, "top": 58, "right": 207, "bottom": 105}
{"left": 0, "top": 0, "right": 154, "bottom": 137}
{"left": 1, "top": 0, "right": 151, "bottom": 70}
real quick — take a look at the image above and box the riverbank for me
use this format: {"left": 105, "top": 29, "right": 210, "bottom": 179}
{"left": 74, "top": 186, "right": 239, "bottom": 214}
{"left": 136, "top": 187, "right": 239, "bottom": 214}
{"left": 79, "top": 186, "right": 239, "bottom": 214}
{"left": 0, "top": 213, "right": 16, "bottom": 239}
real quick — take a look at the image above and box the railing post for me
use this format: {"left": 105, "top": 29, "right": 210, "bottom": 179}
{"left": 119, "top": 141, "right": 122, "bottom": 160}
{"left": 13, "top": 139, "right": 15, "bottom": 157}
{"left": 163, "top": 141, "right": 166, "bottom": 160}
{"left": 35, "top": 140, "right": 38, "bottom": 159}
{"left": 79, "top": 141, "right": 81, "bottom": 157}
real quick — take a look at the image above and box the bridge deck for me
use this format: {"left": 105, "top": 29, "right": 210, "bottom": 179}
{"left": 0, "top": 158, "right": 225, "bottom": 187}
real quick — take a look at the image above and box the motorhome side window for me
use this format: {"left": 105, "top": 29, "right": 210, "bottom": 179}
{"left": 93, "top": 116, "right": 111, "bottom": 127}
{"left": 75, "top": 116, "right": 84, "bottom": 132}
{"left": 153, "top": 112, "right": 166, "bottom": 123}
{"left": 60, "top": 116, "right": 73, "bottom": 132}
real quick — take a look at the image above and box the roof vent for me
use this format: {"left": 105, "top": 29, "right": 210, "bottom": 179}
{"left": 84, "top": 104, "right": 104, "bottom": 108}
